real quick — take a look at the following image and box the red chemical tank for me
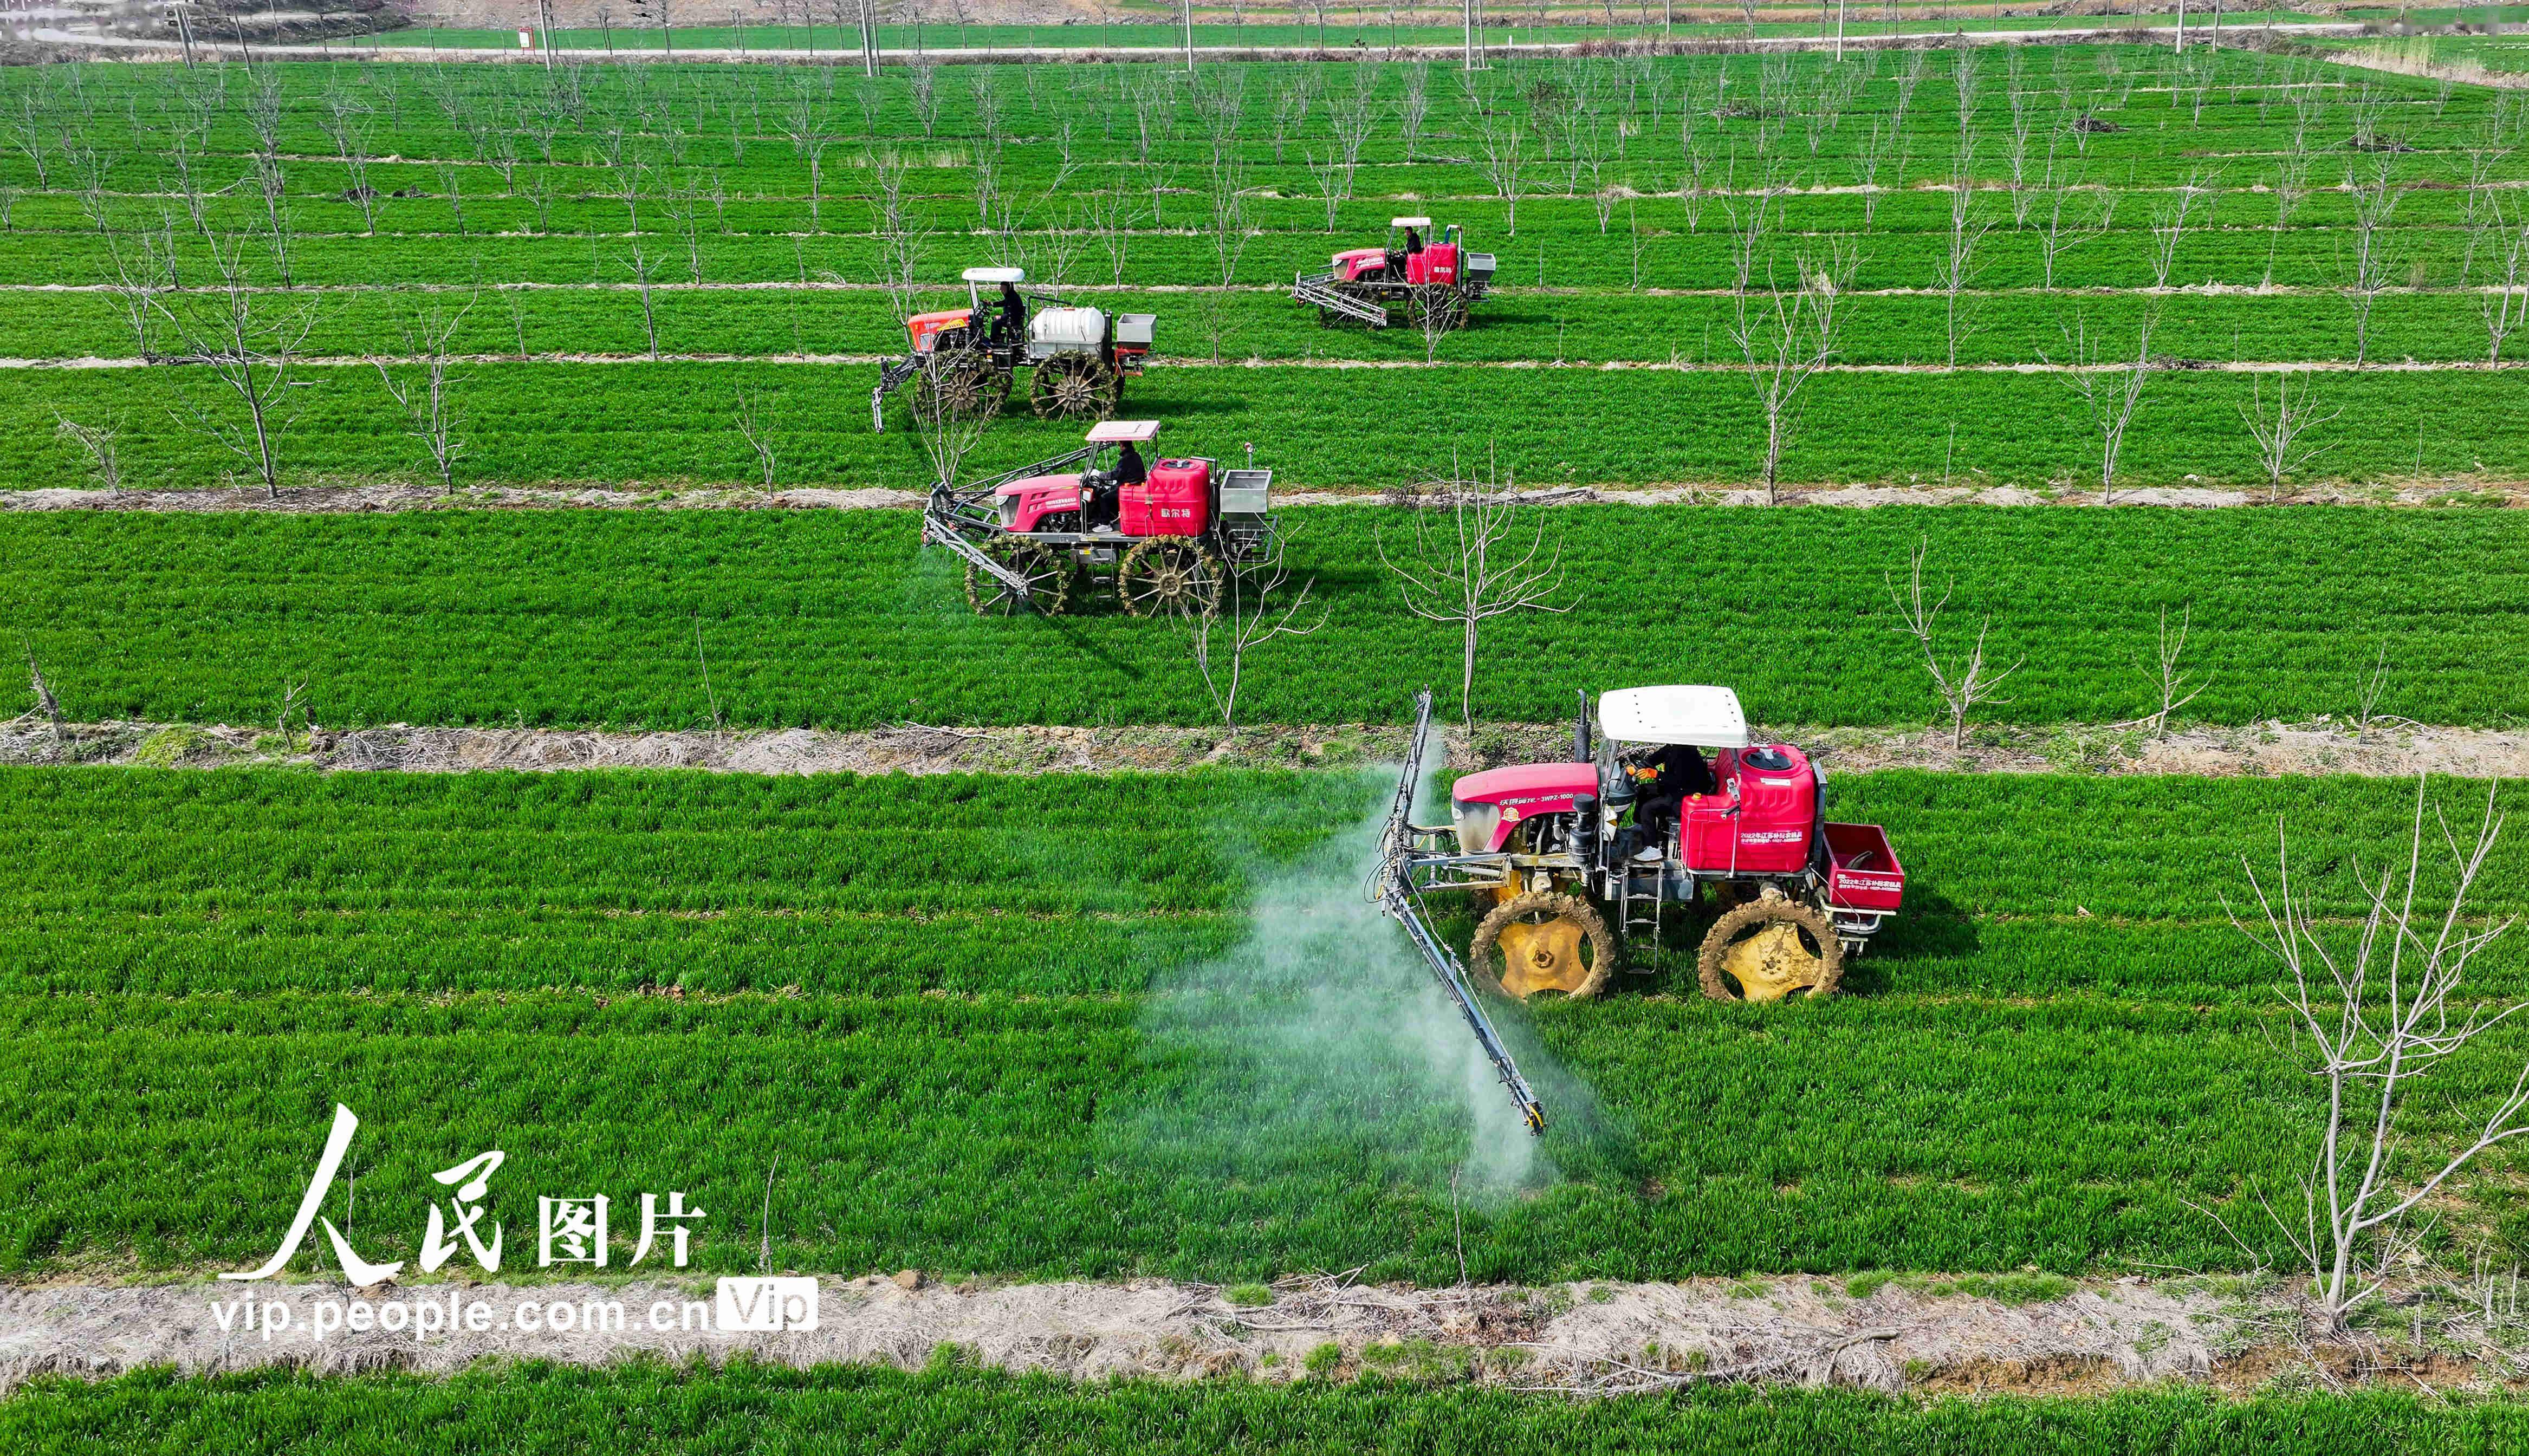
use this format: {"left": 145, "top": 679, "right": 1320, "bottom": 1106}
{"left": 1681, "top": 745, "right": 1819, "bottom": 875}
{"left": 1121, "top": 458, "right": 1211, "bottom": 537}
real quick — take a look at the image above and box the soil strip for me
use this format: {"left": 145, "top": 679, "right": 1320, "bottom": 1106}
{"left": 0, "top": 1273, "right": 2273, "bottom": 1394}
{"left": 11, "top": 717, "right": 2521, "bottom": 781}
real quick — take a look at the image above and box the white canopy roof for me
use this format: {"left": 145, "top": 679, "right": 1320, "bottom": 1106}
{"left": 1597, "top": 686, "right": 1749, "bottom": 749}
{"left": 1390, "top": 215, "right": 1432, "bottom": 228}
{"left": 963, "top": 266, "right": 1027, "bottom": 283}
{"left": 1085, "top": 420, "right": 1161, "bottom": 444}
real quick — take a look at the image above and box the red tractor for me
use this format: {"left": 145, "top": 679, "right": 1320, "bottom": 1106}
{"left": 1375, "top": 687, "right": 1907, "bottom": 1133}
{"left": 919, "top": 420, "right": 1276, "bottom": 618}
{"left": 872, "top": 266, "right": 1156, "bottom": 431}
{"left": 1293, "top": 217, "right": 1497, "bottom": 329}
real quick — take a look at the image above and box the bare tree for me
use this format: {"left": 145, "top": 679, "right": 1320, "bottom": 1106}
{"left": 624, "top": 241, "right": 664, "bottom": 360}
{"left": 2133, "top": 604, "right": 2208, "bottom": 738}
{"left": 20, "top": 639, "right": 68, "bottom": 749}
{"left": 732, "top": 386, "right": 778, "bottom": 495}
{"left": 2230, "top": 780, "right": 2523, "bottom": 1332}
{"left": 2355, "top": 642, "right": 2394, "bottom": 741}
{"left": 2238, "top": 370, "right": 2342, "bottom": 504}
{"left": 51, "top": 414, "right": 120, "bottom": 493}
{"left": 2053, "top": 306, "right": 2160, "bottom": 504}
{"left": 1725, "top": 199, "right": 1858, "bottom": 505}
{"left": 370, "top": 294, "right": 476, "bottom": 491}
{"left": 2035, "top": 167, "right": 2110, "bottom": 291}
{"left": 908, "top": 62, "right": 943, "bottom": 138}
{"left": 907, "top": 373, "right": 993, "bottom": 495}
{"left": 319, "top": 84, "right": 381, "bottom": 236}
{"left": 2338, "top": 162, "right": 2406, "bottom": 368}
{"left": 1473, "top": 107, "right": 1528, "bottom": 237}
{"left": 1411, "top": 282, "right": 1464, "bottom": 364}
{"left": 1934, "top": 144, "right": 1996, "bottom": 369}
{"left": 1885, "top": 538, "right": 2022, "bottom": 750}
{"left": 1398, "top": 61, "right": 1432, "bottom": 163}
{"left": 148, "top": 233, "right": 323, "bottom": 499}
{"left": 2478, "top": 192, "right": 2529, "bottom": 366}
{"left": 1087, "top": 186, "right": 1140, "bottom": 288}
{"left": 1191, "top": 534, "right": 1324, "bottom": 730}
{"left": 2147, "top": 170, "right": 2215, "bottom": 292}
{"left": 1377, "top": 449, "right": 1578, "bottom": 732}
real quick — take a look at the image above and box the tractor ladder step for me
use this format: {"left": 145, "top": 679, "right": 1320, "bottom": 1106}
{"left": 1292, "top": 272, "right": 1389, "bottom": 327}
{"left": 1617, "top": 863, "right": 1664, "bottom": 938}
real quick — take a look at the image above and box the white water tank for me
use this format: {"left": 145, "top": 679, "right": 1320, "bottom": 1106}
{"left": 1028, "top": 306, "right": 1108, "bottom": 359}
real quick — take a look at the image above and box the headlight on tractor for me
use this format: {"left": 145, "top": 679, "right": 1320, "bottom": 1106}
{"left": 1451, "top": 800, "right": 1500, "bottom": 856}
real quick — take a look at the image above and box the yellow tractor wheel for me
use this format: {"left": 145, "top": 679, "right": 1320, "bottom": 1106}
{"left": 1473, "top": 891, "right": 1616, "bottom": 1001}
{"left": 1697, "top": 892, "right": 1843, "bottom": 1003}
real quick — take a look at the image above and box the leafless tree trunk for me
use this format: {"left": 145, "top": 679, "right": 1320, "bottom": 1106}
{"left": 371, "top": 294, "right": 476, "bottom": 492}
{"left": 148, "top": 233, "right": 323, "bottom": 500}
{"left": 907, "top": 61, "right": 942, "bottom": 138}
{"left": 2053, "top": 306, "right": 2160, "bottom": 504}
{"left": 2339, "top": 162, "right": 2405, "bottom": 369}
{"left": 1376, "top": 447, "right": 1579, "bottom": 732}
{"left": 2229, "top": 779, "right": 2522, "bottom": 1333}
{"left": 51, "top": 415, "right": 120, "bottom": 493}
{"left": 1885, "top": 538, "right": 2022, "bottom": 750}
{"left": 1935, "top": 145, "right": 1995, "bottom": 370}
{"left": 2133, "top": 604, "right": 2208, "bottom": 738}
{"left": 2148, "top": 168, "right": 2215, "bottom": 292}
{"left": 1474, "top": 107, "right": 1527, "bottom": 238}
{"left": 732, "top": 386, "right": 778, "bottom": 495}
{"left": 624, "top": 242, "right": 663, "bottom": 360}
{"left": 1398, "top": 61, "right": 1432, "bottom": 162}
{"left": 21, "top": 639, "right": 68, "bottom": 750}
{"left": 909, "top": 374, "right": 993, "bottom": 494}
{"left": 2036, "top": 173, "right": 2109, "bottom": 291}
{"left": 320, "top": 86, "right": 381, "bottom": 237}
{"left": 1191, "top": 533, "right": 1324, "bottom": 730}
{"left": 1725, "top": 195, "right": 1857, "bottom": 506}
{"left": 2238, "top": 371, "right": 2342, "bottom": 503}
{"left": 2478, "top": 192, "right": 2529, "bottom": 366}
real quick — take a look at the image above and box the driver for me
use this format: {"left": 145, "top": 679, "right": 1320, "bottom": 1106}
{"left": 993, "top": 281, "right": 1027, "bottom": 348}
{"left": 1085, "top": 440, "right": 1144, "bottom": 531}
{"left": 1625, "top": 743, "right": 1717, "bottom": 851}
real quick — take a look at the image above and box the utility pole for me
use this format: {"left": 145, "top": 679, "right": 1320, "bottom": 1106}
{"left": 1183, "top": 0, "right": 1194, "bottom": 70}
{"left": 1834, "top": 0, "right": 1844, "bottom": 60}
{"left": 2173, "top": 0, "right": 2186, "bottom": 50}
{"left": 538, "top": 0, "right": 556, "bottom": 69}
{"left": 173, "top": 2, "right": 196, "bottom": 66}
{"left": 1463, "top": 0, "right": 1474, "bottom": 69}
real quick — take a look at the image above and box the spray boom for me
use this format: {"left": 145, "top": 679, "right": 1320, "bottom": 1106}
{"left": 1372, "top": 689, "right": 1548, "bottom": 1138}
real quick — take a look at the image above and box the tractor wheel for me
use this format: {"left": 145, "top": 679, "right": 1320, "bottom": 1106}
{"left": 1031, "top": 355, "right": 1117, "bottom": 420}
{"left": 963, "top": 538, "right": 1072, "bottom": 617}
{"left": 1697, "top": 891, "right": 1843, "bottom": 1003}
{"left": 1116, "top": 539, "right": 1221, "bottom": 620}
{"left": 916, "top": 354, "right": 1008, "bottom": 421}
{"left": 1473, "top": 892, "right": 1617, "bottom": 1000}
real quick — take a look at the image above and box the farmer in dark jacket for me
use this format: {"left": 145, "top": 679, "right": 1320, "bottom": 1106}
{"left": 1627, "top": 743, "right": 1717, "bottom": 851}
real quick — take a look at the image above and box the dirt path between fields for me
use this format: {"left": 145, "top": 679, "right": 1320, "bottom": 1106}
{"left": 0, "top": 1271, "right": 2352, "bottom": 1395}
{"left": 9, "top": 716, "right": 2522, "bottom": 780}
{"left": 4, "top": 479, "right": 2521, "bottom": 511}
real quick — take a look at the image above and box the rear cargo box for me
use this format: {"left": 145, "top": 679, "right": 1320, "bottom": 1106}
{"left": 1824, "top": 822, "right": 1905, "bottom": 912}
{"left": 1122, "top": 458, "right": 1211, "bottom": 537}
{"left": 1113, "top": 313, "right": 1157, "bottom": 352}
